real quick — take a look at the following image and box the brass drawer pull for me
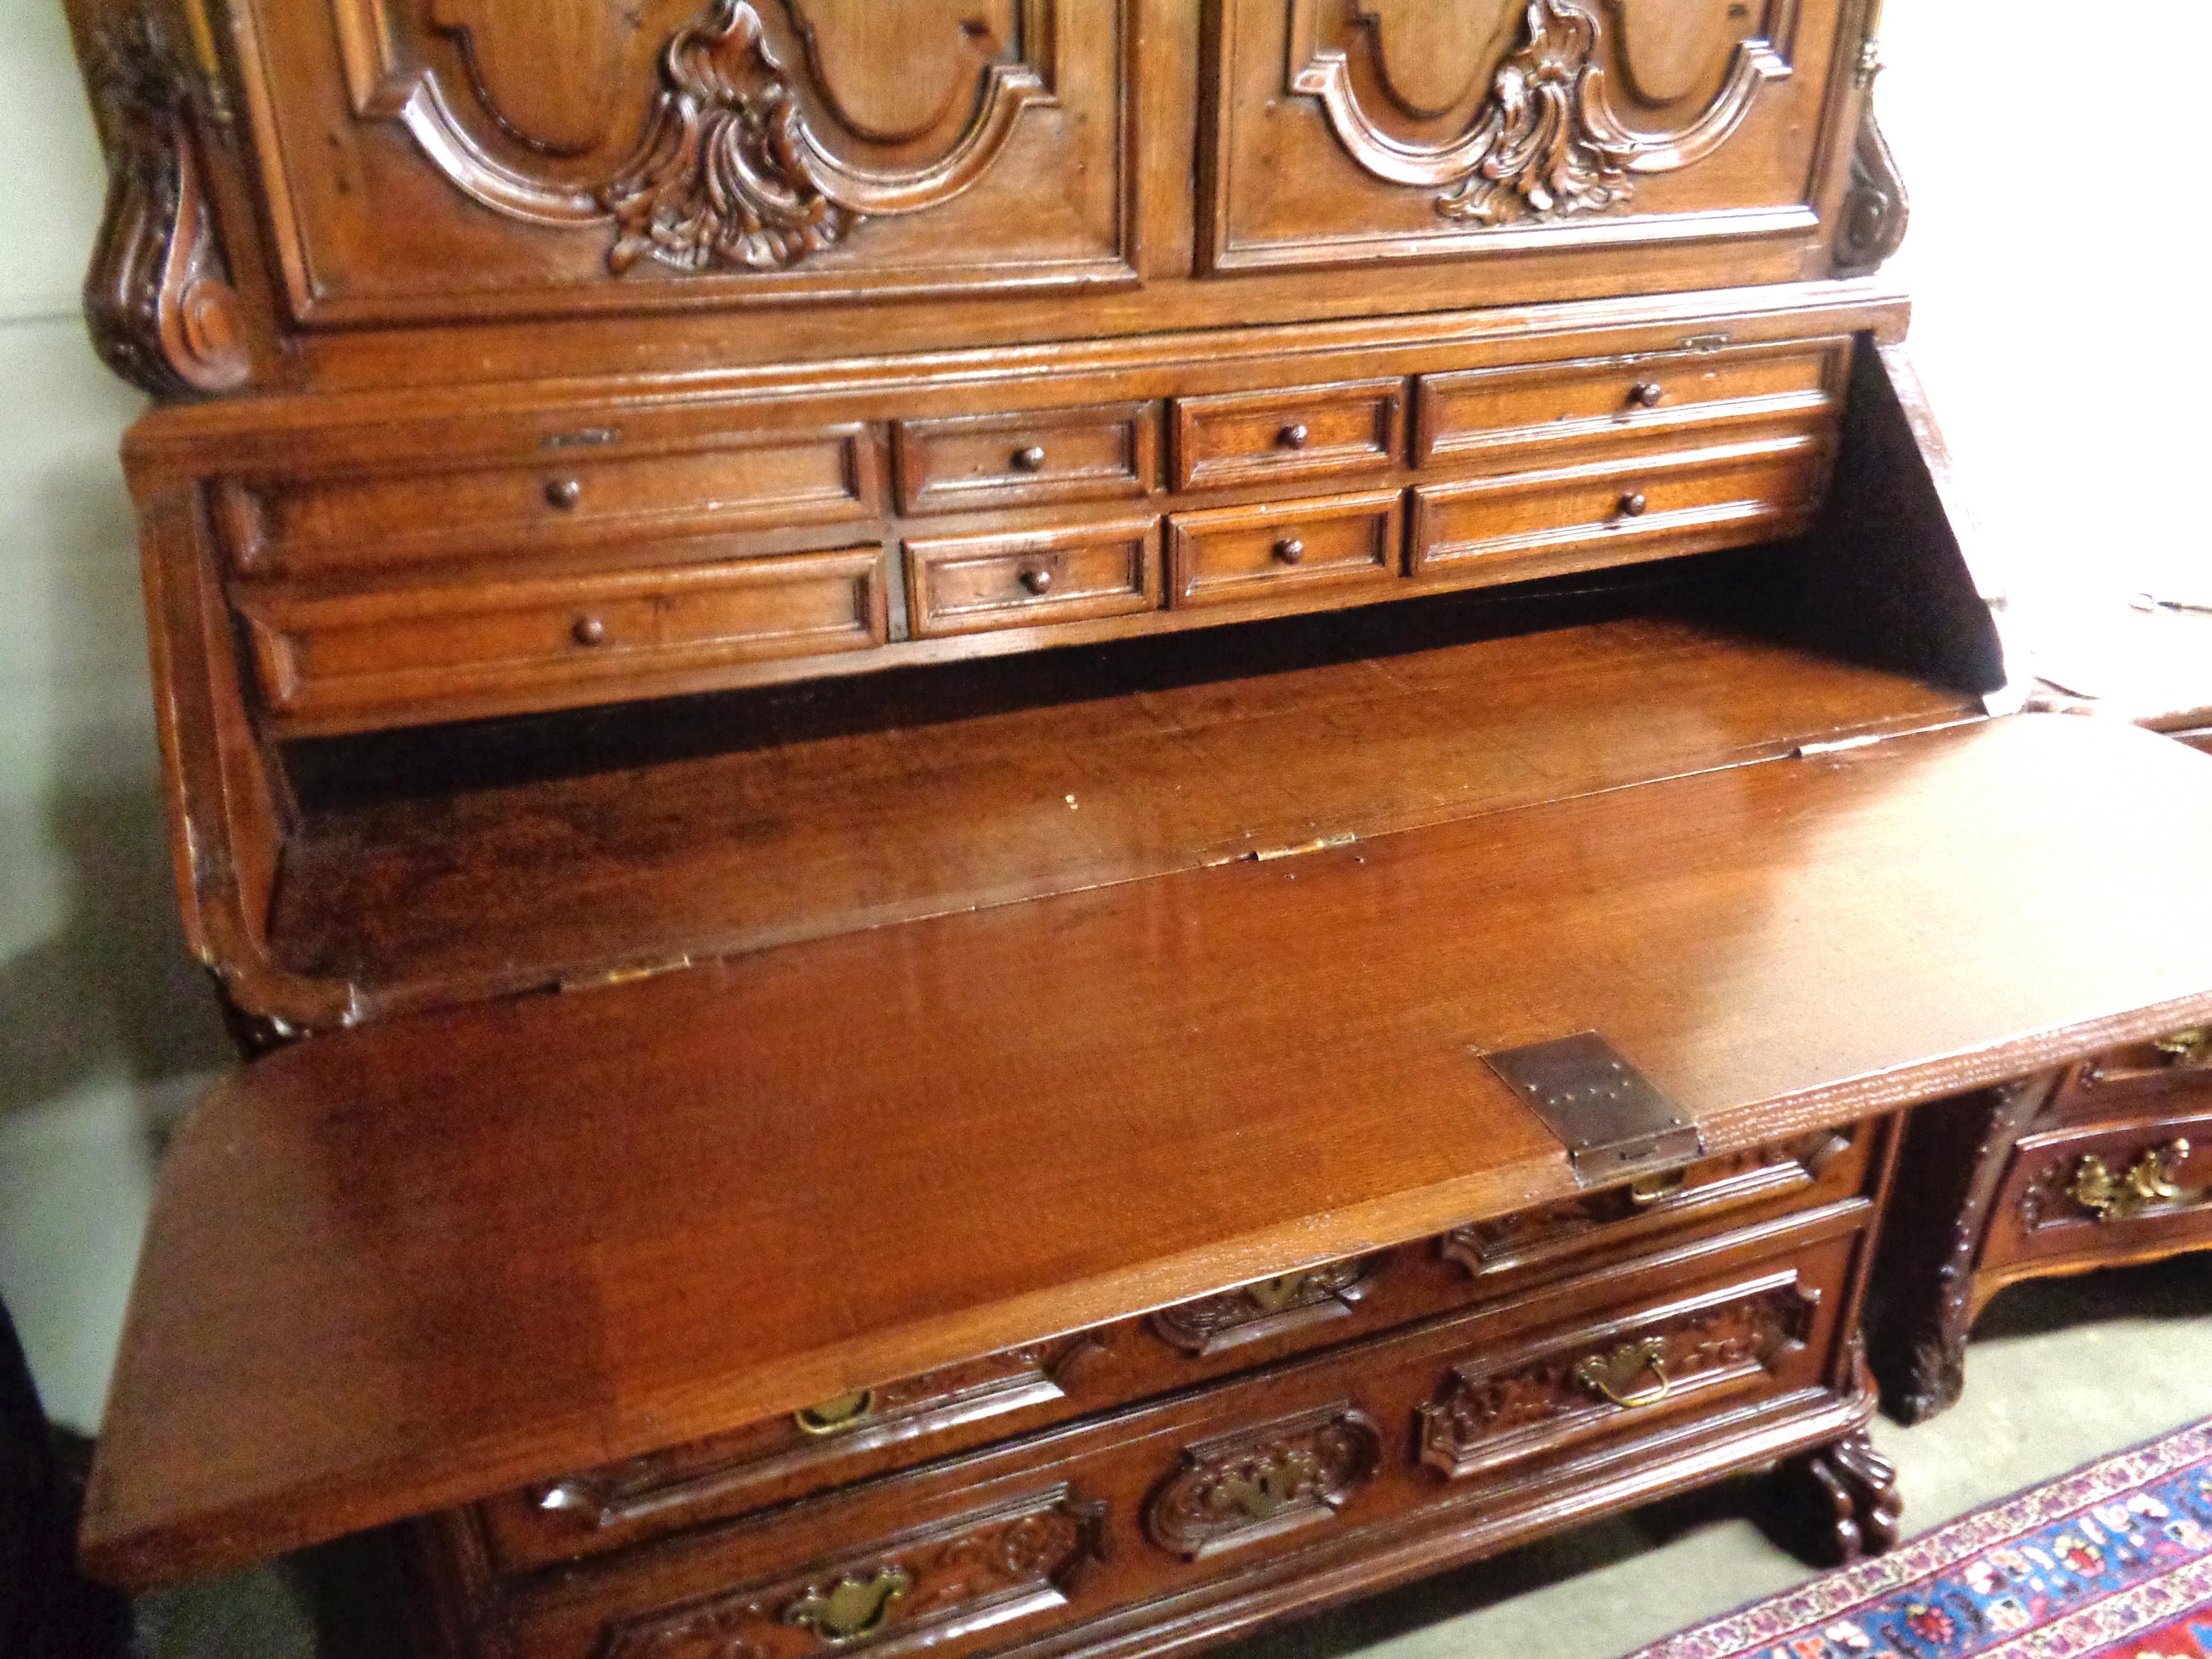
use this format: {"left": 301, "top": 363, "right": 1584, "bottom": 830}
{"left": 783, "top": 1566, "right": 912, "bottom": 1645}
{"left": 794, "top": 1388, "right": 876, "bottom": 1436}
{"left": 571, "top": 615, "right": 606, "bottom": 647}
{"left": 1617, "top": 492, "right": 1649, "bottom": 518}
{"left": 2068, "top": 1140, "right": 2195, "bottom": 1223}
{"left": 545, "top": 477, "right": 583, "bottom": 510}
{"left": 1012, "top": 445, "right": 1048, "bottom": 473}
{"left": 1629, "top": 382, "right": 1666, "bottom": 408}
{"left": 1018, "top": 563, "right": 1055, "bottom": 595}
{"left": 1575, "top": 1337, "right": 1671, "bottom": 1408}
{"left": 1273, "top": 537, "right": 1306, "bottom": 565}
{"left": 1627, "top": 1168, "right": 1690, "bottom": 1206}
{"left": 1277, "top": 422, "right": 1311, "bottom": 450}
{"left": 2155, "top": 1028, "right": 2212, "bottom": 1066}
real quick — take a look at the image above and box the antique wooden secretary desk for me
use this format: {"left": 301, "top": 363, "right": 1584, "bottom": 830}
{"left": 61, "top": 1, "right": 2212, "bottom": 1655}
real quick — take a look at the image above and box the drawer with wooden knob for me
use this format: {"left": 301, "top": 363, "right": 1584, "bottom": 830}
{"left": 475, "top": 1126, "right": 1876, "bottom": 1573}
{"left": 893, "top": 403, "right": 1159, "bottom": 515}
{"left": 237, "top": 545, "right": 889, "bottom": 733}
{"left": 1168, "top": 491, "right": 1402, "bottom": 609}
{"left": 904, "top": 519, "right": 1163, "bottom": 638}
{"left": 1409, "top": 433, "right": 1830, "bottom": 590}
{"left": 216, "top": 422, "right": 880, "bottom": 577}
{"left": 1414, "top": 338, "right": 1848, "bottom": 472}
{"left": 467, "top": 1208, "right": 1866, "bottom": 1659}
{"left": 1170, "top": 378, "right": 1406, "bottom": 492}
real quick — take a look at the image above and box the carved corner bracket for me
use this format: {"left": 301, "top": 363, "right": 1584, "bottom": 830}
{"left": 1289, "top": 0, "right": 1792, "bottom": 228}
{"left": 1832, "top": 105, "right": 1909, "bottom": 277}
{"left": 81, "top": 9, "right": 252, "bottom": 398}
{"left": 339, "top": 0, "right": 1056, "bottom": 276}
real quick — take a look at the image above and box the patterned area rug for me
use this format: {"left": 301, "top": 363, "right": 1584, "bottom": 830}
{"left": 1629, "top": 1421, "right": 2212, "bottom": 1659}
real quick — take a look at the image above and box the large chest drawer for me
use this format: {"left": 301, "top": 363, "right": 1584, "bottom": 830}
{"left": 474, "top": 1205, "right": 1868, "bottom": 1659}
{"left": 477, "top": 1127, "right": 1871, "bottom": 1573}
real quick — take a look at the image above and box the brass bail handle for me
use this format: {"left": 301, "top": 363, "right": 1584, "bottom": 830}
{"left": 794, "top": 1387, "right": 877, "bottom": 1436}
{"left": 1575, "top": 1336, "right": 1672, "bottom": 1408}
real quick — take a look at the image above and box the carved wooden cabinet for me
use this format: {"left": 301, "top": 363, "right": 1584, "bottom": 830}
{"left": 57, "top": 4, "right": 2212, "bottom": 1659}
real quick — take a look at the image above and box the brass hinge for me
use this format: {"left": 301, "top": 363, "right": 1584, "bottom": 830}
{"left": 1483, "top": 1032, "right": 1704, "bottom": 1182}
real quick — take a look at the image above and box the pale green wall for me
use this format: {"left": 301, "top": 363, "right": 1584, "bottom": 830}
{"left": 0, "top": 1, "right": 230, "bottom": 1435}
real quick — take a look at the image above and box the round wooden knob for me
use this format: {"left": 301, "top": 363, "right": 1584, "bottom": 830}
{"left": 1019, "top": 565, "right": 1053, "bottom": 595}
{"left": 1618, "top": 492, "right": 1649, "bottom": 517}
{"left": 572, "top": 615, "right": 607, "bottom": 646}
{"left": 1273, "top": 538, "right": 1306, "bottom": 565}
{"left": 546, "top": 477, "right": 584, "bottom": 509}
{"left": 1629, "top": 382, "right": 1665, "bottom": 409}
{"left": 1277, "top": 423, "right": 1310, "bottom": 450}
{"left": 1012, "top": 445, "right": 1047, "bottom": 473}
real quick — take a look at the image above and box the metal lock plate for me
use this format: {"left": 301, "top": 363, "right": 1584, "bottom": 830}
{"left": 1483, "top": 1031, "right": 1704, "bottom": 1183}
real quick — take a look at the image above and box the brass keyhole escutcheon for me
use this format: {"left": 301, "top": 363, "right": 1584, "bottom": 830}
{"left": 783, "top": 1566, "right": 912, "bottom": 1645}
{"left": 794, "top": 1388, "right": 876, "bottom": 1437}
{"left": 1212, "top": 1449, "right": 1321, "bottom": 1522}
{"left": 1575, "top": 1336, "right": 1672, "bottom": 1408}
{"left": 1243, "top": 1271, "right": 1316, "bottom": 1314}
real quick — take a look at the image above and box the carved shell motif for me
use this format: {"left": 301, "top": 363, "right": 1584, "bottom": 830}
{"left": 1436, "top": 0, "right": 1633, "bottom": 227}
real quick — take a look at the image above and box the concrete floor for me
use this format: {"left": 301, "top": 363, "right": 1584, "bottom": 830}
{"left": 137, "top": 1256, "right": 2211, "bottom": 1659}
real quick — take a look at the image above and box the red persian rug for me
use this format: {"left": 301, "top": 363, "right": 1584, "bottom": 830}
{"left": 1628, "top": 1421, "right": 2212, "bottom": 1659}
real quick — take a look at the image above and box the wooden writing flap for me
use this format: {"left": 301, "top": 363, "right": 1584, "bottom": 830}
{"left": 81, "top": 715, "right": 2212, "bottom": 1588}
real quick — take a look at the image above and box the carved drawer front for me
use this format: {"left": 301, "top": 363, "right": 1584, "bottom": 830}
{"left": 515, "top": 1485, "right": 1113, "bottom": 1659}
{"left": 894, "top": 405, "right": 1159, "bottom": 516}
{"left": 230, "top": 1, "right": 1137, "bottom": 324}
{"left": 1989, "top": 1108, "right": 2212, "bottom": 1272}
{"left": 2051, "top": 1029, "right": 2212, "bottom": 1119}
{"left": 480, "top": 1208, "right": 1868, "bottom": 1659}
{"left": 1415, "top": 340, "right": 1848, "bottom": 472}
{"left": 1443, "top": 1127, "right": 1869, "bottom": 1288}
{"left": 1416, "top": 1260, "right": 1828, "bottom": 1483}
{"left": 1409, "top": 433, "right": 1827, "bottom": 590}
{"left": 905, "top": 519, "right": 1163, "bottom": 638}
{"left": 217, "top": 426, "right": 879, "bottom": 579}
{"left": 481, "top": 1152, "right": 1874, "bottom": 1575}
{"left": 1171, "top": 381, "right": 1406, "bottom": 493}
{"left": 238, "top": 546, "right": 888, "bottom": 733}
{"left": 1206, "top": 0, "right": 1855, "bottom": 283}
{"left": 1169, "top": 492, "right": 1404, "bottom": 609}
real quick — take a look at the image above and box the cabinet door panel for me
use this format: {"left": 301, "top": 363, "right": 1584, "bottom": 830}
{"left": 1206, "top": 0, "right": 1850, "bottom": 278}
{"left": 235, "top": 0, "right": 1135, "bottom": 325}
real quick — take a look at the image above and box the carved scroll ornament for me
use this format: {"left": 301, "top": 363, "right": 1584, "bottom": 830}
{"left": 1291, "top": 0, "right": 1793, "bottom": 228}
{"left": 82, "top": 12, "right": 251, "bottom": 397}
{"left": 339, "top": 0, "right": 1054, "bottom": 274}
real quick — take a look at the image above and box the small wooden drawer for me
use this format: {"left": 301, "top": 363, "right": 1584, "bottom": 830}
{"left": 1414, "top": 339, "right": 1847, "bottom": 470}
{"left": 1409, "top": 434, "right": 1828, "bottom": 590}
{"left": 1168, "top": 491, "right": 1402, "bottom": 609}
{"left": 218, "top": 425, "right": 879, "bottom": 577}
{"left": 905, "top": 519, "right": 1162, "bottom": 638}
{"left": 1171, "top": 379, "right": 1404, "bottom": 491}
{"left": 893, "top": 403, "right": 1157, "bottom": 515}
{"left": 2051, "top": 1028, "right": 2212, "bottom": 1118}
{"left": 481, "top": 1210, "right": 1864, "bottom": 1659}
{"left": 479, "top": 1127, "right": 1872, "bottom": 1573}
{"left": 1987, "top": 1108, "right": 2212, "bottom": 1271}
{"left": 239, "top": 546, "right": 888, "bottom": 731}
